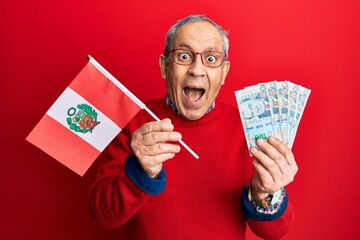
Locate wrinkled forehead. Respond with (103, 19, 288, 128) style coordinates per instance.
(171, 21, 224, 52)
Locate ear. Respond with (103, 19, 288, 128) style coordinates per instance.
(159, 54, 167, 79)
(221, 60, 230, 85)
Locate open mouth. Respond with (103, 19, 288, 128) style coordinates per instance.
(183, 87, 205, 102)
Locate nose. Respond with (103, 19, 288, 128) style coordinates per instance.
(188, 53, 206, 77)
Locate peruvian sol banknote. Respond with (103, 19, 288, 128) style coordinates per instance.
(235, 81, 310, 155)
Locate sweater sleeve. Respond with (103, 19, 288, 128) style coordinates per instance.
(124, 154, 166, 195)
(88, 125, 165, 229)
(241, 186, 294, 239)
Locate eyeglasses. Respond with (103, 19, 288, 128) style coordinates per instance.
(166, 49, 227, 68)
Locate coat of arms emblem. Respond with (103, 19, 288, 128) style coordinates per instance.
(66, 104, 101, 133)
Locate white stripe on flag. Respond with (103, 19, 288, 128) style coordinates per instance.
(46, 87, 121, 152)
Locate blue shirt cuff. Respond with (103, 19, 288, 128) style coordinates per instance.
(241, 186, 288, 221)
(124, 154, 166, 196)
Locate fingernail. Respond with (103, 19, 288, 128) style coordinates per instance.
(268, 136, 276, 143)
(256, 138, 265, 144)
(174, 132, 182, 140)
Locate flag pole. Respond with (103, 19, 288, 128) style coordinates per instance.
(87, 55, 199, 159)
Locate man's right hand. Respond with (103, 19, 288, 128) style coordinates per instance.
(130, 118, 182, 178)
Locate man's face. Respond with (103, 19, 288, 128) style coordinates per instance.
(240, 99, 266, 119)
(160, 21, 230, 120)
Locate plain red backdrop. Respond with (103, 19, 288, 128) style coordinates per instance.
(1, 0, 359, 239)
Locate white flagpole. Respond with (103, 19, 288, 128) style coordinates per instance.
(87, 55, 199, 159)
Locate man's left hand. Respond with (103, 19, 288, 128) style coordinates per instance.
(250, 136, 298, 200)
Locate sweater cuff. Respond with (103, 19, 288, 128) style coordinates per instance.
(124, 154, 166, 196)
(241, 186, 288, 221)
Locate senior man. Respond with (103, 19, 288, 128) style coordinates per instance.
(89, 15, 296, 240)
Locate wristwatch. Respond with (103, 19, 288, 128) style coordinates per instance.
(249, 186, 284, 208)
(269, 188, 284, 205)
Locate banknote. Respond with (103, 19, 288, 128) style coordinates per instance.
(287, 82, 300, 146)
(288, 85, 311, 148)
(277, 81, 289, 144)
(266, 81, 282, 140)
(235, 80, 310, 155)
(235, 86, 276, 154)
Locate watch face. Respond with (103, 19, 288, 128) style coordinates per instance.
(270, 188, 284, 205)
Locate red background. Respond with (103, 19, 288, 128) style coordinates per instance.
(2, 0, 360, 239)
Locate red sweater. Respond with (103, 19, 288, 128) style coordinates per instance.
(89, 97, 294, 240)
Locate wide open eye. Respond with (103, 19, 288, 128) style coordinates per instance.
(203, 51, 225, 67)
(205, 54, 217, 63)
(179, 52, 190, 60)
(175, 50, 193, 63)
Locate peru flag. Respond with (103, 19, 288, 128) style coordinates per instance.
(26, 57, 144, 176)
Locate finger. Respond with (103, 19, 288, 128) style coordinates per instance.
(267, 136, 296, 166)
(252, 159, 274, 188)
(255, 138, 289, 174)
(142, 131, 182, 146)
(250, 145, 282, 180)
(142, 142, 181, 156)
(139, 118, 174, 135)
(150, 152, 177, 164)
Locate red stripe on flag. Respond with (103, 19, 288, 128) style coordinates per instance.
(26, 114, 100, 176)
(69, 62, 141, 128)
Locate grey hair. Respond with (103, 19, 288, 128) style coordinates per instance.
(163, 15, 229, 61)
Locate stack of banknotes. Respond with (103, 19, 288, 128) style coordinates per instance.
(235, 81, 311, 155)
